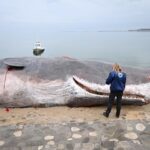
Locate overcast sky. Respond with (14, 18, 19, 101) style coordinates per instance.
(0, 0, 150, 59)
(0, 0, 150, 30)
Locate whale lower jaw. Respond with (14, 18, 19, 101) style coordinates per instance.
(65, 76, 149, 107)
(67, 96, 146, 107)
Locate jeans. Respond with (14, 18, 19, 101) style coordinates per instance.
(106, 91, 123, 117)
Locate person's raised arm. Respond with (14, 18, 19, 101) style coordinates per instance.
(106, 72, 114, 85)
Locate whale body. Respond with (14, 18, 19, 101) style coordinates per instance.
(0, 57, 150, 107)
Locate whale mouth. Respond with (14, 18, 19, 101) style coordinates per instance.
(72, 77, 145, 99)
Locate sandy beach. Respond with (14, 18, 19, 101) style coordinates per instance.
(0, 105, 150, 126)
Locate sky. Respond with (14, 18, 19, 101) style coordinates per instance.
(0, 0, 150, 59)
(0, 0, 150, 30)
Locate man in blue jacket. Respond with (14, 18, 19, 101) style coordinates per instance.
(103, 64, 126, 118)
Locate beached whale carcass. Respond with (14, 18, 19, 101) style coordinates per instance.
(0, 57, 150, 107)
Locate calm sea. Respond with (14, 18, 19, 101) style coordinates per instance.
(1, 31, 150, 68)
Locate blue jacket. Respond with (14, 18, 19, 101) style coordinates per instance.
(106, 71, 126, 92)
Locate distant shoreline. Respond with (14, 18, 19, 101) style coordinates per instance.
(98, 29, 150, 32)
(128, 28, 150, 32)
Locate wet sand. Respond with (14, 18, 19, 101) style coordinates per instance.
(0, 105, 150, 126)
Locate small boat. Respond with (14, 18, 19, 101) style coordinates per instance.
(33, 42, 45, 56)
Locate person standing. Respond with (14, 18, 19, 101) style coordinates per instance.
(103, 63, 126, 118)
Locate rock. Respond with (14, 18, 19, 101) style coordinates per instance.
(47, 141, 55, 145)
(72, 133, 82, 139)
(38, 145, 44, 150)
(71, 127, 80, 132)
(67, 138, 73, 141)
(109, 138, 119, 142)
(124, 132, 138, 140)
(89, 132, 97, 137)
(0, 141, 5, 146)
(44, 135, 54, 140)
(133, 140, 141, 144)
(136, 123, 146, 131)
(13, 130, 22, 137)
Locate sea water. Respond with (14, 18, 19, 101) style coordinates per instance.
(0, 31, 150, 68)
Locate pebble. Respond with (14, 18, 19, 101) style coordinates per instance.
(89, 132, 97, 137)
(13, 130, 22, 137)
(0, 141, 5, 146)
(109, 138, 119, 142)
(136, 123, 146, 131)
(133, 140, 141, 144)
(72, 133, 82, 139)
(62, 123, 66, 125)
(67, 138, 73, 141)
(44, 135, 54, 140)
(38, 145, 44, 150)
(124, 132, 138, 140)
(47, 141, 55, 145)
(71, 127, 80, 132)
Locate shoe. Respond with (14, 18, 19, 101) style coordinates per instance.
(103, 112, 109, 118)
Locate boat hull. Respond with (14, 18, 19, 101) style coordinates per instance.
(33, 48, 45, 56)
